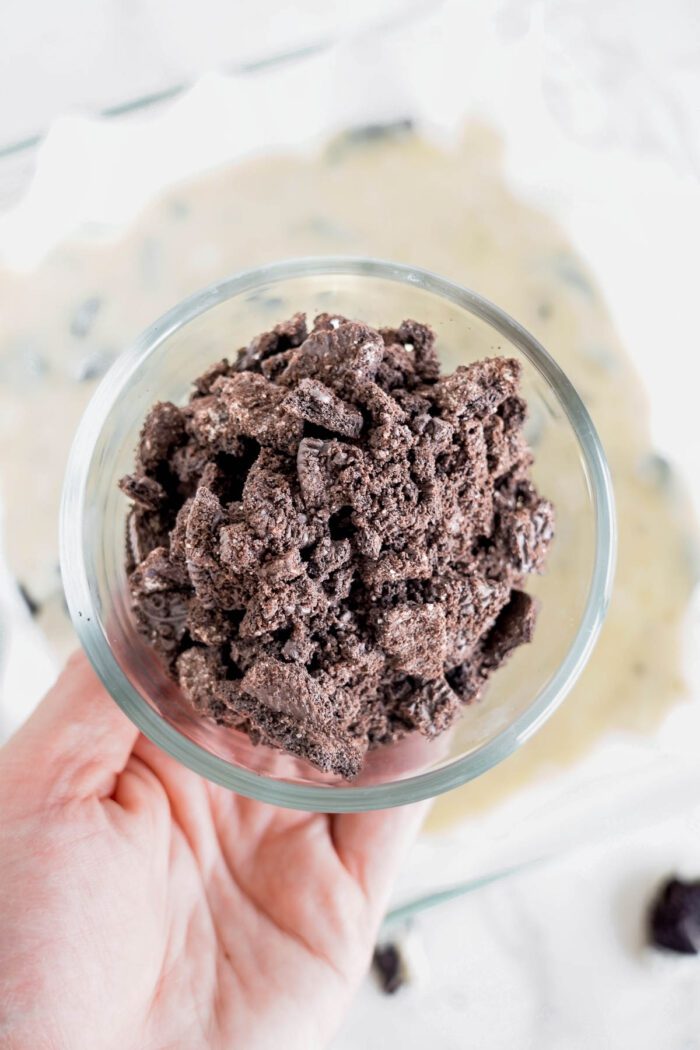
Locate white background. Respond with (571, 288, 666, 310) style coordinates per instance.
(1, 0, 424, 147)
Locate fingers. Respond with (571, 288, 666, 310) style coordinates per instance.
(2, 649, 139, 803)
(331, 801, 430, 918)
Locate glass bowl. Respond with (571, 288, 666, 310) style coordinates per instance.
(60, 257, 616, 812)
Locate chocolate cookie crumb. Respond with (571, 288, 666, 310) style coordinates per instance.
(649, 877, 700, 954)
(283, 377, 364, 438)
(373, 943, 407, 994)
(121, 314, 554, 777)
(118, 473, 166, 511)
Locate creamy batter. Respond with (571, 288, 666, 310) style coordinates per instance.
(0, 124, 695, 826)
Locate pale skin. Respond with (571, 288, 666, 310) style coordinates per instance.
(0, 653, 426, 1050)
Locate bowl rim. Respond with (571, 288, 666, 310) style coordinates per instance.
(60, 255, 616, 811)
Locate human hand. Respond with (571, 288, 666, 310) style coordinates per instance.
(0, 653, 426, 1050)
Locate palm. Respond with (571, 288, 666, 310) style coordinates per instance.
(0, 656, 423, 1050)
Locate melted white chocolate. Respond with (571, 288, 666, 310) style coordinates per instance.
(0, 124, 695, 826)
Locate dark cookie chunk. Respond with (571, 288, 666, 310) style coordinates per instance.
(185, 487, 241, 610)
(170, 441, 213, 489)
(130, 546, 188, 592)
(130, 585, 190, 660)
(434, 358, 521, 420)
(499, 394, 528, 429)
(281, 623, 316, 664)
(649, 878, 700, 954)
(187, 600, 231, 646)
(240, 656, 332, 723)
(446, 589, 537, 703)
(234, 312, 308, 373)
(220, 520, 266, 574)
(283, 378, 364, 438)
(127, 507, 171, 566)
(214, 372, 303, 453)
(373, 943, 408, 995)
(137, 401, 187, 474)
(169, 499, 194, 565)
(378, 602, 446, 680)
(192, 358, 232, 397)
(356, 379, 408, 428)
(297, 438, 368, 520)
(397, 319, 440, 382)
(375, 342, 418, 393)
(296, 438, 327, 514)
(397, 678, 461, 737)
(381, 319, 440, 384)
(309, 536, 352, 579)
(277, 320, 384, 395)
(312, 312, 348, 332)
(480, 590, 537, 672)
(121, 313, 553, 778)
(230, 689, 367, 778)
(238, 570, 327, 639)
(177, 648, 246, 728)
(177, 647, 225, 715)
(118, 473, 165, 511)
(241, 449, 313, 548)
(491, 478, 555, 577)
(483, 412, 531, 479)
(184, 395, 234, 453)
(362, 545, 433, 588)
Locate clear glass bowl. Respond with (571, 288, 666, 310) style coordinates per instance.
(60, 257, 616, 812)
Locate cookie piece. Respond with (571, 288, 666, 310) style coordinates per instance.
(121, 313, 553, 778)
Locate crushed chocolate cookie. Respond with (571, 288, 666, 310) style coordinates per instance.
(649, 877, 700, 954)
(118, 473, 166, 511)
(121, 313, 554, 777)
(372, 943, 407, 995)
(283, 377, 364, 438)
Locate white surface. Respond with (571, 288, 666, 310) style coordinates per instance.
(2, 2, 700, 1047)
(0, 0, 424, 147)
(335, 817, 700, 1050)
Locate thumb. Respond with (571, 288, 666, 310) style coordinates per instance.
(2, 649, 139, 803)
(331, 801, 430, 924)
